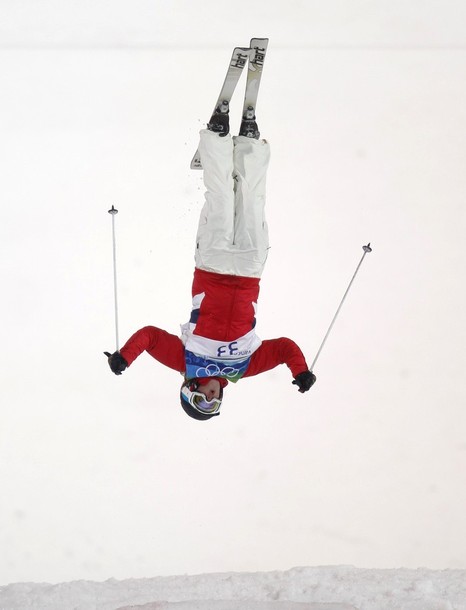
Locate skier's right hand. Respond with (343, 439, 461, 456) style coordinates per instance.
(104, 351, 128, 375)
(292, 370, 316, 393)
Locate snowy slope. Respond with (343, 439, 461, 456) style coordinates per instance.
(117, 602, 354, 610)
(1, 567, 466, 610)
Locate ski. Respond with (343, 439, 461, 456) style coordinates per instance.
(241, 38, 269, 124)
(190, 46, 250, 170)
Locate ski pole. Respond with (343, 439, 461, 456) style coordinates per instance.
(108, 205, 120, 351)
(310, 243, 372, 372)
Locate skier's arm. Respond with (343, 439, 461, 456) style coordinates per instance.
(110, 326, 185, 373)
(245, 338, 316, 391)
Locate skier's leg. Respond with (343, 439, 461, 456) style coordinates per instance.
(195, 129, 235, 273)
(231, 135, 271, 277)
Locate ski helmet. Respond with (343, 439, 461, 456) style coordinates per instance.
(179, 378, 224, 421)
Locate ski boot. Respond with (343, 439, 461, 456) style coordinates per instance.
(239, 105, 260, 139)
(207, 100, 230, 137)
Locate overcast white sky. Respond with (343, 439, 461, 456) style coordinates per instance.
(1, 0, 466, 587)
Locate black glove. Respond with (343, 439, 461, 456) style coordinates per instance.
(104, 351, 128, 375)
(292, 370, 316, 393)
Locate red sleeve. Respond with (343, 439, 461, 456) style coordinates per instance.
(119, 326, 185, 373)
(244, 338, 309, 379)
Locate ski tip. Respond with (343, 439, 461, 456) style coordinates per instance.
(250, 38, 269, 50)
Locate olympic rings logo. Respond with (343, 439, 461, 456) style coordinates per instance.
(195, 364, 240, 379)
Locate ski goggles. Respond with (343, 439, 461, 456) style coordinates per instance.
(181, 386, 222, 416)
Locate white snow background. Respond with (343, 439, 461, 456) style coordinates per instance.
(1, 0, 466, 608)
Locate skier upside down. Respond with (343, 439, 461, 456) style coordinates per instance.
(106, 88, 316, 420)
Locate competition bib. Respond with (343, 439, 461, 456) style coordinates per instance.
(184, 350, 251, 383)
(182, 328, 262, 383)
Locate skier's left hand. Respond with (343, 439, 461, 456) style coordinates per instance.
(292, 370, 316, 393)
(104, 351, 128, 375)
